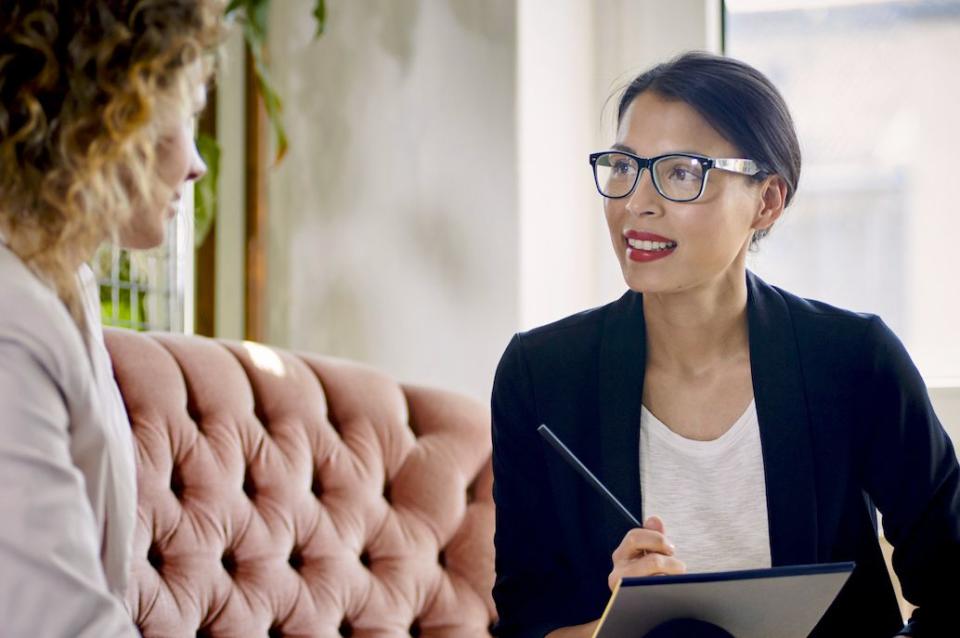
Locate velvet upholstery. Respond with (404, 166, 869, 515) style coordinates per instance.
(104, 329, 496, 637)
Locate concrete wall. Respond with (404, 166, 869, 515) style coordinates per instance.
(214, 28, 247, 341)
(265, 0, 517, 400)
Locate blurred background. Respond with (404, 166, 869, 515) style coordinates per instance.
(96, 0, 960, 432)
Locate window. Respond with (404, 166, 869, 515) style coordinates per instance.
(725, 0, 960, 381)
(95, 203, 193, 332)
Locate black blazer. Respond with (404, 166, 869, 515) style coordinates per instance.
(491, 271, 959, 637)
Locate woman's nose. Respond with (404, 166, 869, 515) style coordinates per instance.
(624, 169, 661, 216)
(187, 141, 208, 182)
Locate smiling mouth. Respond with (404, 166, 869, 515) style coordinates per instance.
(625, 237, 677, 252)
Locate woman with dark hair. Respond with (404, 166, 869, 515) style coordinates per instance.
(0, 1, 222, 634)
(491, 51, 959, 637)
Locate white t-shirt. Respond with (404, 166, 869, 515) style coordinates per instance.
(639, 399, 772, 573)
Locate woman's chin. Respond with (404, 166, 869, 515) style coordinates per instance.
(115, 204, 172, 250)
(621, 264, 673, 294)
(116, 224, 166, 250)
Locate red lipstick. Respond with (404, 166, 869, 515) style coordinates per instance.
(623, 229, 677, 263)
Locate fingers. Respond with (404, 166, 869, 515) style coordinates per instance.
(611, 526, 675, 562)
(608, 552, 687, 590)
(608, 516, 685, 591)
(643, 515, 665, 533)
(611, 552, 687, 583)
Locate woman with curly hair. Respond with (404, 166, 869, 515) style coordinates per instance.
(0, 1, 222, 634)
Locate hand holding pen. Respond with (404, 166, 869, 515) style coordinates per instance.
(537, 425, 687, 592)
(607, 514, 686, 590)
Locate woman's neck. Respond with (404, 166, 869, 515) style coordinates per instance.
(642, 268, 750, 376)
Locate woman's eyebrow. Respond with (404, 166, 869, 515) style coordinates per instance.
(610, 143, 706, 157)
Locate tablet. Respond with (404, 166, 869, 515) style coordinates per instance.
(593, 562, 855, 638)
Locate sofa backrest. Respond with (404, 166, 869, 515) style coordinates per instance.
(105, 330, 496, 637)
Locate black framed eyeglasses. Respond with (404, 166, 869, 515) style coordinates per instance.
(588, 150, 764, 203)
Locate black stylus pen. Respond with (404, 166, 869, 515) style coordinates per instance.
(537, 424, 643, 529)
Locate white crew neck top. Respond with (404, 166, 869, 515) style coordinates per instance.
(639, 399, 772, 573)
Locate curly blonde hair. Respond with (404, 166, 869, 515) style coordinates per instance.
(0, 0, 224, 330)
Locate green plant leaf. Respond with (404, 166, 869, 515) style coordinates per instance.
(313, 0, 326, 38)
(230, 1, 287, 164)
(194, 132, 221, 247)
(223, 0, 326, 166)
(248, 0, 271, 44)
(227, 0, 268, 39)
(248, 40, 288, 163)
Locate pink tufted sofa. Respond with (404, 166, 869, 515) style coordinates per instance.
(104, 329, 497, 637)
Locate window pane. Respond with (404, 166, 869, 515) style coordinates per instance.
(726, 0, 960, 380)
(95, 214, 189, 332)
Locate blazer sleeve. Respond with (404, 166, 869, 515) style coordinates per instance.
(491, 334, 593, 637)
(859, 317, 960, 636)
(0, 339, 140, 637)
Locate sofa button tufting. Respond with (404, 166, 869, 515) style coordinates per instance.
(288, 550, 304, 571)
(242, 468, 256, 499)
(108, 329, 496, 637)
(186, 401, 203, 426)
(147, 543, 164, 571)
(221, 550, 237, 576)
(170, 467, 185, 499)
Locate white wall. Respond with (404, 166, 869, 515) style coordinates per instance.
(265, 0, 518, 401)
(516, 0, 597, 330)
(930, 386, 960, 454)
(214, 28, 247, 341)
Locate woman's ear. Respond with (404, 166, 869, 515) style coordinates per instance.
(752, 174, 788, 233)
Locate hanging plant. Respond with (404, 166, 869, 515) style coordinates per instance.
(193, 0, 326, 246)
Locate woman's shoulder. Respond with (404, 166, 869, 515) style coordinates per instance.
(0, 244, 90, 390)
(769, 281, 907, 369)
(774, 284, 875, 325)
(513, 292, 630, 350)
(494, 294, 634, 389)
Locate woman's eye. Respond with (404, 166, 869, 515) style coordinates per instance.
(669, 167, 698, 181)
(613, 161, 633, 175)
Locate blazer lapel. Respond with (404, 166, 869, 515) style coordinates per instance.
(597, 290, 647, 551)
(746, 271, 820, 565)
